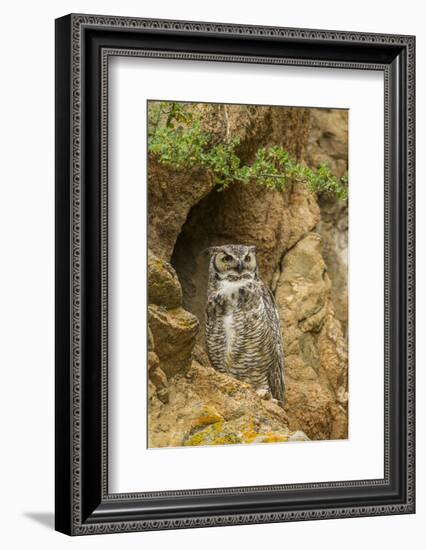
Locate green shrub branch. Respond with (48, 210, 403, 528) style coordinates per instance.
(148, 102, 348, 200)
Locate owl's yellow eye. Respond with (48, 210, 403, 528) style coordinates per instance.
(223, 254, 233, 262)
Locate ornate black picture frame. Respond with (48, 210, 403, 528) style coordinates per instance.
(55, 13, 415, 535)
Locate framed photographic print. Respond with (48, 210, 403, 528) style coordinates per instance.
(55, 14, 415, 535)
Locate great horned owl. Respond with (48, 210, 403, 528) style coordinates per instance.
(205, 244, 285, 405)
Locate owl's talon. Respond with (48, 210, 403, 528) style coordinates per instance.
(256, 388, 272, 400)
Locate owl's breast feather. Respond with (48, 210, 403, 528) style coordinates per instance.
(223, 312, 234, 361)
(217, 279, 249, 362)
(218, 278, 248, 301)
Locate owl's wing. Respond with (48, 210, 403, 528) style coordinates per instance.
(205, 292, 225, 372)
(261, 284, 285, 405)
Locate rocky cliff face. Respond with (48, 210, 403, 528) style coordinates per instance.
(147, 104, 348, 446)
(306, 109, 349, 337)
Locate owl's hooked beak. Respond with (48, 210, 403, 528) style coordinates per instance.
(236, 260, 244, 273)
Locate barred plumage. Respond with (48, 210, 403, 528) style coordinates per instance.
(205, 244, 285, 405)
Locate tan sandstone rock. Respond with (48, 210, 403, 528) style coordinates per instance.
(148, 304, 199, 378)
(275, 233, 348, 440)
(306, 108, 348, 177)
(148, 361, 308, 448)
(147, 330, 170, 404)
(306, 108, 349, 336)
(148, 250, 182, 309)
(148, 159, 215, 260)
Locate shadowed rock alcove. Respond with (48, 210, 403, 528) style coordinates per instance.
(170, 187, 220, 345)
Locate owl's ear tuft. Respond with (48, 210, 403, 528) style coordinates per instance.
(203, 246, 221, 257)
